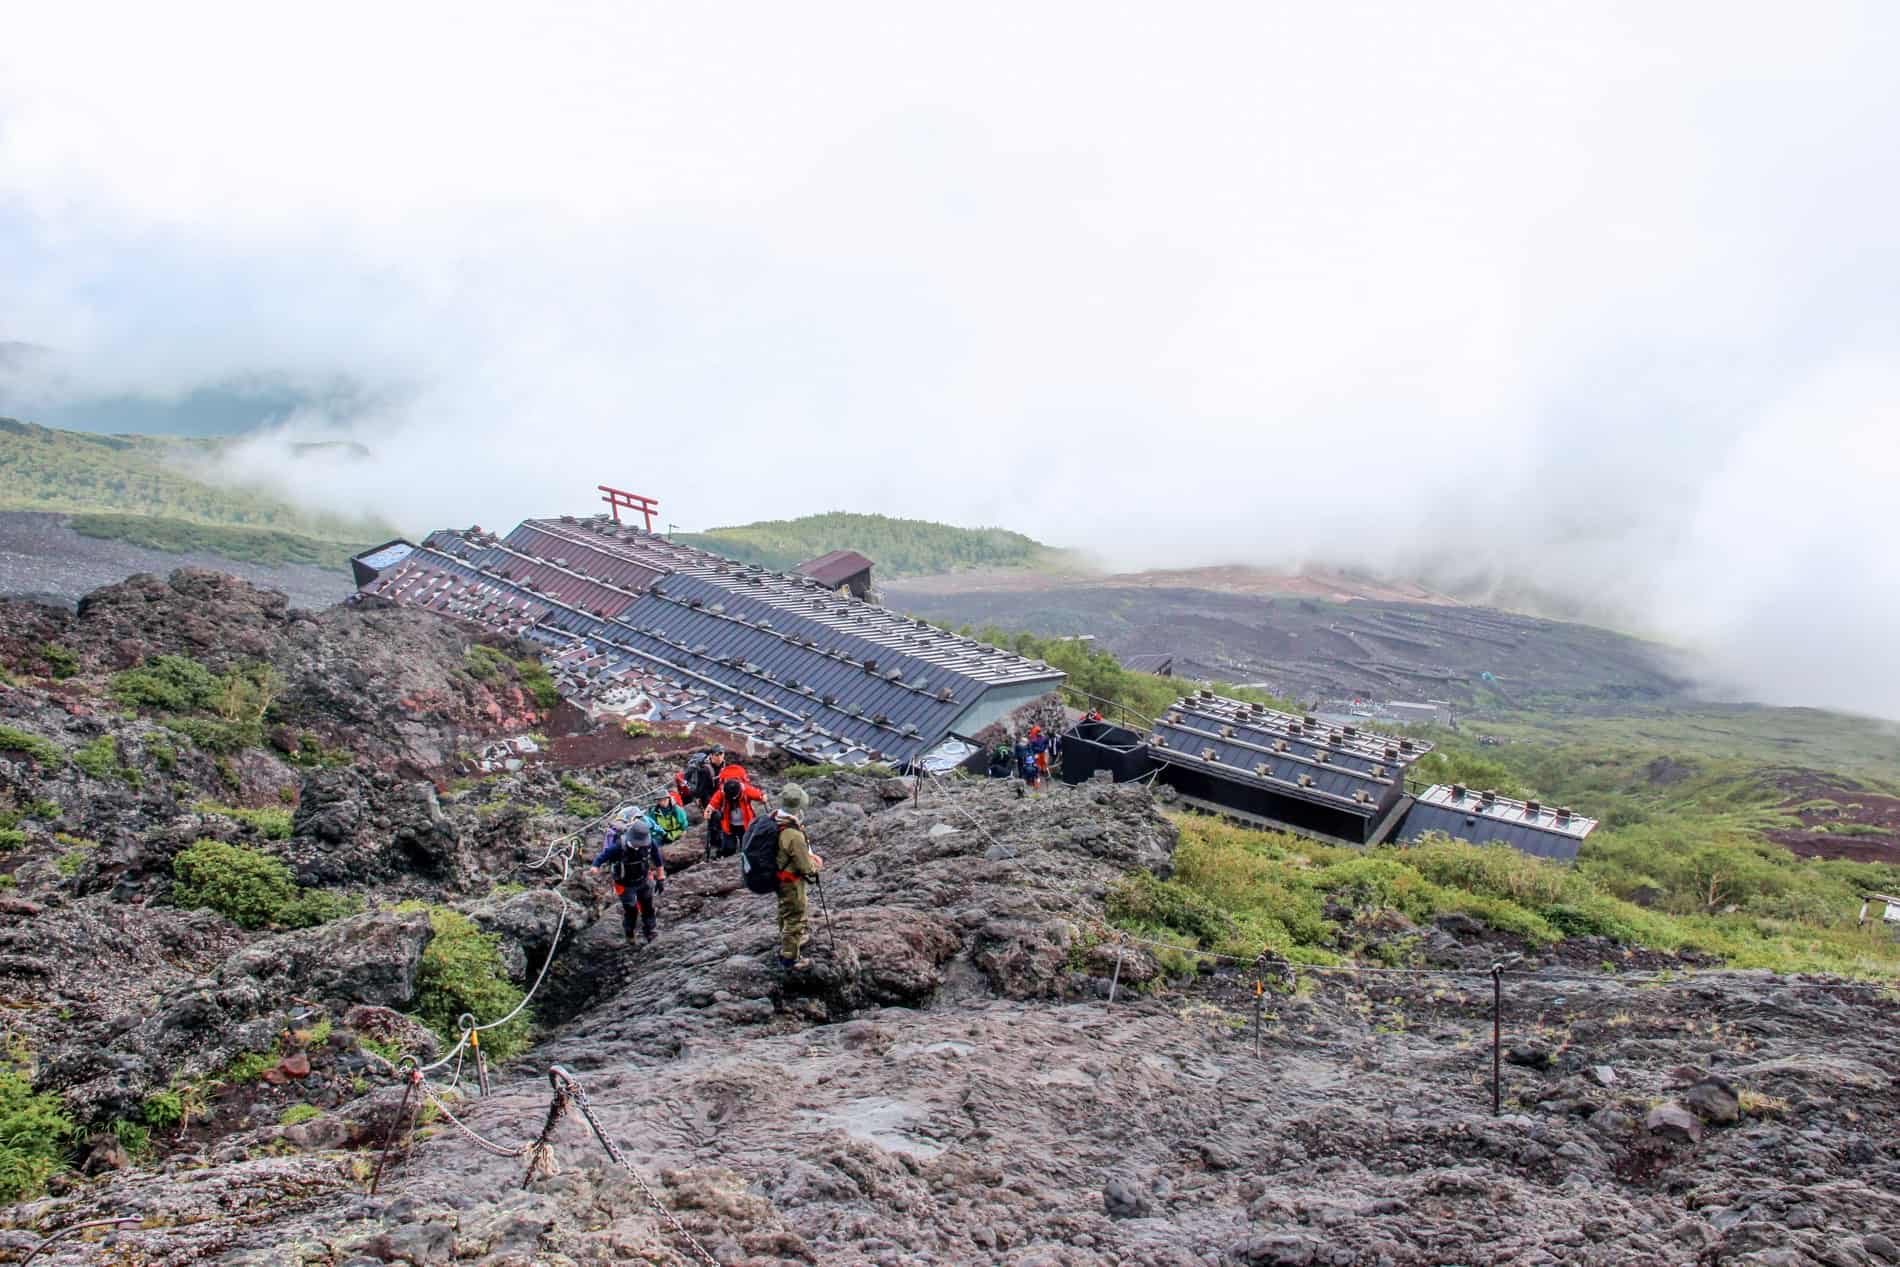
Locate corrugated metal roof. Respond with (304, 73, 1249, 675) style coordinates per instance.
(1147, 691, 1429, 813)
(1120, 652, 1174, 675)
(798, 550, 873, 587)
(1393, 798, 1585, 863)
(1414, 785, 1597, 838)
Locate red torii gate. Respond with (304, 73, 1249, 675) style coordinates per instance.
(598, 485, 660, 531)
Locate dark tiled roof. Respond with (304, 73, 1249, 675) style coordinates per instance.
(1148, 692, 1431, 815)
(354, 515, 1062, 765)
(1120, 652, 1174, 675)
(798, 550, 874, 587)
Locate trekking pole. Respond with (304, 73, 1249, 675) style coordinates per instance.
(814, 872, 839, 955)
(1491, 961, 1504, 1117)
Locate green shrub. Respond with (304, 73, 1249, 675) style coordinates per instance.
(111, 654, 221, 712)
(147, 736, 177, 770)
(217, 1048, 276, 1085)
(173, 839, 297, 928)
(278, 1103, 321, 1126)
(73, 734, 128, 781)
(162, 715, 262, 753)
(192, 801, 293, 840)
(107, 1118, 152, 1159)
(141, 1089, 184, 1131)
(0, 1050, 73, 1201)
(620, 718, 652, 738)
(464, 644, 510, 682)
(36, 642, 79, 680)
(0, 827, 25, 851)
(0, 725, 65, 768)
(563, 794, 603, 819)
(170, 839, 357, 931)
(412, 908, 531, 1062)
(515, 658, 559, 710)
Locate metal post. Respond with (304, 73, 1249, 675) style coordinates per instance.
(814, 872, 838, 955)
(1253, 979, 1264, 1058)
(1491, 962, 1504, 1117)
(1106, 947, 1124, 1011)
(370, 1069, 421, 1194)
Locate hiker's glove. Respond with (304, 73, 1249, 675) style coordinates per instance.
(809, 852, 824, 870)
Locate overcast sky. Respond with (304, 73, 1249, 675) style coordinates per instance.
(3, 3, 1898, 715)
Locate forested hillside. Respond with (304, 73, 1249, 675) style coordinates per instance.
(675, 511, 1052, 576)
(0, 418, 391, 568)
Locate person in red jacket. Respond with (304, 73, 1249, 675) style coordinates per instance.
(704, 764, 765, 858)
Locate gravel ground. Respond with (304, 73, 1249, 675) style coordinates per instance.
(0, 510, 355, 610)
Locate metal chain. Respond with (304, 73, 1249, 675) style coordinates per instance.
(551, 1067, 722, 1267)
(420, 1080, 528, 1158)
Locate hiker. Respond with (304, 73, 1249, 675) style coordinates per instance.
(1016, 734, 1043, 794)
(772, 783, 822, 970)
(1030, 725, 1052, 783)
(704, 763, 765, 858)
(682, 744, 727, 809)
(647, 796, 689, 849)
(1085, 708, 1104, 723)
(591, 810, 665, 946)
(987, 740, 1013, 779)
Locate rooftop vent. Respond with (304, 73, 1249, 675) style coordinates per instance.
(1314, 751, 1330, 763)
(1450, 783, 1467, 800)
(1524, 799, 1542, 816)
(821, 694, 837, 706)
(1480, 789, 1497, 805)
(863, 659, 877, 673)
(1298, 774, 1314, 787)
(1303, 714, 1318, 727)
(1384, 746, 1399, 760)
(1220, 725, 1235, 738)
(1371, 765, 1386, 779)
(1352, 789, 1371, 804)
(1343, 725, 1358, 738)
(1255, 762, 1273, 776)
(1201, 746, 1220, 761)
(1273, 740, 1289, 753)
(1152, 734, 1168, 747)
(1399, 739, 1415, 753)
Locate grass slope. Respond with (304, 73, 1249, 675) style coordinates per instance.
(676, 511, 1051, 577)
(0, 418, 392, 569)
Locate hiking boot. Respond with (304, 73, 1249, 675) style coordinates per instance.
(778, 954, 812, 972)
(624, 928, 640, 945)
(644, 929, 658, 945)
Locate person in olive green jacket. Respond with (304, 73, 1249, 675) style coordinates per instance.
(774, 783, 822, 970)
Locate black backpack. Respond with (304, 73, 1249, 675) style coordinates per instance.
(739, 815, 784, 894)
(685, 751, 713, 799)
(610, 829, 651, 884)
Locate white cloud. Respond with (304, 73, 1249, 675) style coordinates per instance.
(3, 2, 1899, 713)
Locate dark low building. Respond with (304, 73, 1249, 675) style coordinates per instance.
(1392, 785, 1597, 862)
(1120, 652, 1174, 677)
(1146, 691, 1431, 845)
(797, 550, 875, 601)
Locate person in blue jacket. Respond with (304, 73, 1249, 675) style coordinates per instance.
(592, 811, 665, 946)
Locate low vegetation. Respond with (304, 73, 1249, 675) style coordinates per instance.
(408, 907, 531, 1061)
(0, 418, 393, 560)
(952, 625, 1298, 724)
(1120, 797, 1900, 978)
(112, 654, 282, 754)
(171, 839, 357, 930)
(68, 513, 366, 570)
(464, 644, 560, 710)
(0, 725, 65, 768)
(192, 801, 294, 839)
(0, 1043, 73, 1203)
(677, 511, 1053, 576)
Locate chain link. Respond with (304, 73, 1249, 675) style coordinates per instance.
(421, 1081, 528, 1158)
(552, 1068, 723, 1267)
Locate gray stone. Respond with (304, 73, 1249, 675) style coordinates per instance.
(1680, 1076, 1741, 1125)
(1102, 1175, 1151, 1219)
(1645, 1102, 1705, 1145)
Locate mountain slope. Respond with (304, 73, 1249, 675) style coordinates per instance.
(675, 511, 1054, 576)
(0, 417, 392, 571)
